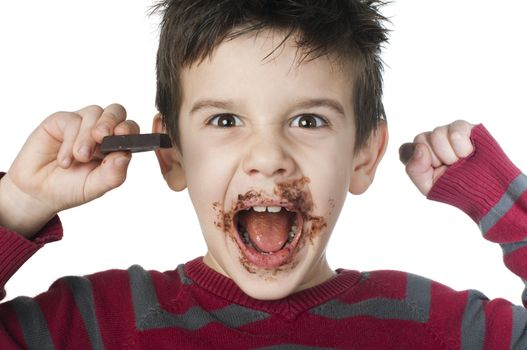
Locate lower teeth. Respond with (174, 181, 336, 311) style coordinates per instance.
(240, 229, 296, 248)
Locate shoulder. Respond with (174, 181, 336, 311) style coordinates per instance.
(354, 269, 490, 334)
(54, 263, 189, 306)
(357, 269, 482, 307)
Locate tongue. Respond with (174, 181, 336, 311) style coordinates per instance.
(239, 210, 291, 253)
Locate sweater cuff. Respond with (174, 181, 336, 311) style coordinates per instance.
(427, 124, 521, 223)
(0, 172, 63, 300)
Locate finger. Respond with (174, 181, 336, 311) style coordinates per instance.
(56, 115, 82, 169)
(448, 121, 475, 158)
(83, 151, 132, 202)
(405, 143, 434, 195)
(399, 143, 416, 165)
(114, 119, 140, 136)
(430, 126, 459, 165)
(72, 105, 103, 162)
(92, 103, 127, 142)
(414, 132, 442, 168)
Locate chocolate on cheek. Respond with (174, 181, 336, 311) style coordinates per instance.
(211, 176, 329, 274)
(274, 177, 328, 246)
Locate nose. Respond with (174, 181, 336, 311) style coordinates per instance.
(242, 133, 296, 179)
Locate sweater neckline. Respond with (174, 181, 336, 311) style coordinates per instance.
(184, 257, 362, 320)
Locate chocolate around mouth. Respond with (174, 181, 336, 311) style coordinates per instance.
(212, 176, 328, 272)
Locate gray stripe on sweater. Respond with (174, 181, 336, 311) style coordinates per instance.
(501, 241, 527, 255)
(129, 265, 158, 327)
(64, 276, 105, 350)
(461, 290, 486, 350)
(128, 264, 269, 331)
(11, 296, 55, 350)
(479, 174, 527, 235)
(522, 279, 527, 307)
(176, 264, 193, 285)
(310, 273, 430, 322)
(511, 305, 527, 350)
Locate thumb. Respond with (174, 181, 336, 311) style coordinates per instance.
(83, 152, 132, 203)
(399, 143, 434, 195)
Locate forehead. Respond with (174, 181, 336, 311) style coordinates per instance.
(179, 30, 355, 111)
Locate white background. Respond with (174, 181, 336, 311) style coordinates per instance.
(1, 1, 526, 305)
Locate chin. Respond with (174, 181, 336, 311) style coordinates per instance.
(232, 264, 305, 300)
(222, 240, 314, 300)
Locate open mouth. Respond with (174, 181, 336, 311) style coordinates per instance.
(233, 204, 304, 269)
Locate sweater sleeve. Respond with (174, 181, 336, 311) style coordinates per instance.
(0, 172, 67, 348)
(427, 124, 527, 348)
(0, 173, 138, 349)
(0, 172, 63, 301)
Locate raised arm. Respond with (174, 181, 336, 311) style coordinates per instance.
(402, 121, 527, 348)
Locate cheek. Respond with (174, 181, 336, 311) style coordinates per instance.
(306, 140, 352, 224)
(310, 138, 352, 187)
(311, 163, 348, 222)
(184, 143, 239, 216)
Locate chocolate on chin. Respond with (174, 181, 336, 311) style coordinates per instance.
(100, 133, 172, 154)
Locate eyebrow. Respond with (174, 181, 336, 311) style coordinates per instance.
(189, 98, 346, 118)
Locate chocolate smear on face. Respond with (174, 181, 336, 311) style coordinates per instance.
(211, 176, 327, 275)
(274, 177, 327, 246)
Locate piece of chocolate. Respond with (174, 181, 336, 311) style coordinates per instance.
(100, 133, 172, 154)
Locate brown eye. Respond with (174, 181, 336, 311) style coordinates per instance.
(290, 114, 328, 128)
(208, 114, 242, 127)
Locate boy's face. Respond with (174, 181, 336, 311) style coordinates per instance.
(154, 30, 387, 300)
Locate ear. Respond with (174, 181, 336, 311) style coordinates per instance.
(349, 121, 388, 195)
(152, 114, 187, 192)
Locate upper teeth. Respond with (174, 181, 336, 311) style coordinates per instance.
(252, 206, 282, 213)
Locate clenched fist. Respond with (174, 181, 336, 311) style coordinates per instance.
(0, 104, 139, 238)
(400, 120, 476, 196)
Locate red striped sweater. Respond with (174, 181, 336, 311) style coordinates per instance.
(1, 124, 526, 349)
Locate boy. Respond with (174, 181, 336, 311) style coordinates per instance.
(0, 1, 526, 349)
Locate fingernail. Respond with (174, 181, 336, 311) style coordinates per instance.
(115, 156, 130, 168)
(399, 143, 416, 165)
(61, 155, 72, 168)
(78, 145, 92, 159)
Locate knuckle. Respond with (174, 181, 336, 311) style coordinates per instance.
(430, 127, 446, 145)
(449, 130, 464, 142)
(451, 119, 465, 127)
(102, 110, 120, 122)
(108, 103, 126, 112)
(125, 120, 140, 132)
(106, 171, 126, 188)
(413, 133, 427, 144)
(122, 120, 134, 129)
(46, 111, 65, 121)
(75, 105, 103, 120)
(449, 120, 473, 138)
(106, 176, 123, 189)
(44, 111, 82, 135)
(104, 103, 127, 118)
(453, 119, 471, 126)
(95, 121, 112, 136)
(46, 111, 77, 123)
(84, 105, 104, 115)
(129, 120, 140, 129)
(99, 111, 125, 130)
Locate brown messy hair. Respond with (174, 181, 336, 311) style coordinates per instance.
(150, 0, 389, 152)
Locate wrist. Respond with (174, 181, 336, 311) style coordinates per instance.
(427, 124, 521, 222)
(0, 173, 56, 238)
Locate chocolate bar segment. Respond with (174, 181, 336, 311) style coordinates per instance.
(100, 133, 172, 154)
